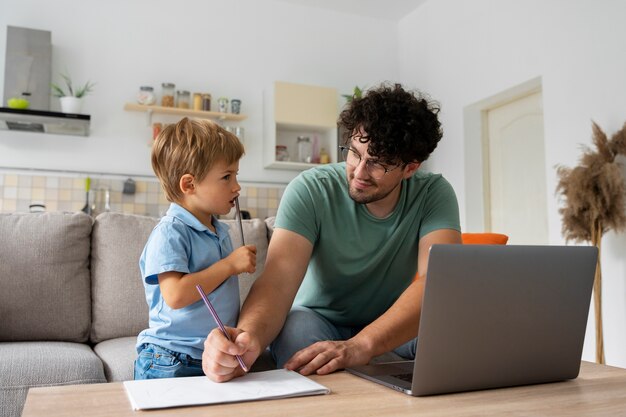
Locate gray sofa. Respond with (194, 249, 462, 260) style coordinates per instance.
(0, 211, 273, 417)
(1, 211, 401, 417)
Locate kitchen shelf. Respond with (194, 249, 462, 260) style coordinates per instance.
(124, 103, 247, 123)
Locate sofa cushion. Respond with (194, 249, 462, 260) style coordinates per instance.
(265, 216, 275, 240)
(90, 213, 270, 344)
(226, 218, 269, 304)
(0, 212, 92, 342)
(90, 212, 157, 343)
(0, 341, 106, 417)
(93, 336, 137, 382)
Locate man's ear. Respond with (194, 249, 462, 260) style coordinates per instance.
(403, 162, 421, 179)
(179, 174, 195, 195)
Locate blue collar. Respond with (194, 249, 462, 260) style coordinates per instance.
(166, 203, 230, 238)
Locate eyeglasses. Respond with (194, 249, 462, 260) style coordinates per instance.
(339, 146, 401, 180)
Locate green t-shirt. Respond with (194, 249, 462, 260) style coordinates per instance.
(275, 162, 460, 327)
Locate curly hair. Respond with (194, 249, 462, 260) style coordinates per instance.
(338, 83, 442, 164)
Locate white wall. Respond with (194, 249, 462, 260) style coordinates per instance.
(3, 0, 624, 366)
(0, 0, 399, 183)
(398, 0, 626, 367)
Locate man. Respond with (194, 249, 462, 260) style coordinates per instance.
(203, 83, 461, 382)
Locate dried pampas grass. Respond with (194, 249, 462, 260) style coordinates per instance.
(556, 121, 626, 241)
(555, 120, 626, 364)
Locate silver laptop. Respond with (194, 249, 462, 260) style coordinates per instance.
(346, 244, 597, 396)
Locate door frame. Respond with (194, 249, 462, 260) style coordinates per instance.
(463, 77, 543, 232)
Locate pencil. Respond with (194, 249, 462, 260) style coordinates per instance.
(195, 284, 248, 372)
(235, 197, 245, 246)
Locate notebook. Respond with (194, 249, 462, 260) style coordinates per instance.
(346, 244, 597, 396)
(123, 369, 330, 410)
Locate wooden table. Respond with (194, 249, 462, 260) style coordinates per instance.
(21, 361, 626, 416)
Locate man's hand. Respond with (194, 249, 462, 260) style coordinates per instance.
(283, 338, 372, 375)
(202, 327, 261, 382)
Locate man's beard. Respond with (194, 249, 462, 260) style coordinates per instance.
(347, 177, 400, 205)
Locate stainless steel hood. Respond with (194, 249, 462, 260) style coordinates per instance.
(0, 107, 90, 136)
(2, 26, 91, 137)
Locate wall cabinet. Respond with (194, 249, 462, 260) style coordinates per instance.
(263, 81, 338, 170)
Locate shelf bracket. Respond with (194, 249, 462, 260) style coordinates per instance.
(145, 109, 153, 126)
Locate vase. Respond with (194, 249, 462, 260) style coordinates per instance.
(59, 96, 83, 114)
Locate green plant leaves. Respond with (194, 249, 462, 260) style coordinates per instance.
(50, 73, 95, 98)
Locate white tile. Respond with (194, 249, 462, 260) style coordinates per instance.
(46, 188, 60, 201)
(134, 193, 147, 204)
(18, 187, 30, 199)
(46, 176, 59, 188)
(18, 175, 32, 188)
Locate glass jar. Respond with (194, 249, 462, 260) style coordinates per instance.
(176, 90, 190, 109)
(319, 147, 330, 164)
(161, 83, 175, 107)
(202, 94, 212, 111)
(297, 136, 312, 163)
(217, 97, 229, 113)
(276, 145, 290, 162)
(192, 93, 202, 111)
(136, 86, 156, 105)
(231, 99, 241, 114)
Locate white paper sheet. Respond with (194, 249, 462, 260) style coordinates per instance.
(123, 369, 330, 410)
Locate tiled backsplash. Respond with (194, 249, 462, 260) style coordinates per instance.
(0, 172, 285, 219)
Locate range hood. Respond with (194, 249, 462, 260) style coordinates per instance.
(0, 107, 90, 136)
(2, 26, 91, 137)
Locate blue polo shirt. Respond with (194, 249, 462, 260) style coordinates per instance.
(136, 203, 240, 359)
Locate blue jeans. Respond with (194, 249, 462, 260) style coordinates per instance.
(134, 343, 204, 380)
(270, 305, 417, 368)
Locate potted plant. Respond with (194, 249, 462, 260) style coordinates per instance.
(51, 73, 95, 114)
(341, 85, 363, 103)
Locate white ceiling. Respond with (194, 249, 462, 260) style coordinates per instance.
(274, 0, 429, 21)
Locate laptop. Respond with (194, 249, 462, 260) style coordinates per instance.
(346, 244, 598, 396)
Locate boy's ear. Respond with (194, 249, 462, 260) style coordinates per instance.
(179, 174, 195, 194)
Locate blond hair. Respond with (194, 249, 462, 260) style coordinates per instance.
(151, 118, 244, 202)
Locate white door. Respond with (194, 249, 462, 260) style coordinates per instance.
(486, 91, 548, 244)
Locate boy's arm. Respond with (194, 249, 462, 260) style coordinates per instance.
(158, 244, 256, 309)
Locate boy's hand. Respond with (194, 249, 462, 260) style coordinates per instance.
(227, 245, 256, 274)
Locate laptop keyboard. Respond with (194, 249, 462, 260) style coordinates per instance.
(393, 373, 413, 382)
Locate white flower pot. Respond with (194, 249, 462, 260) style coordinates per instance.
(59, 96, 83, 114)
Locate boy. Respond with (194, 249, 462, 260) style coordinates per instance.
(134, 117, 256, 380)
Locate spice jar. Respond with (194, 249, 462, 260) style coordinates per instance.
(231, 99, 241, 114)
(276, 145, 289, 162)
(297, 136, 312, 163)
(319, 147, 330, 164)
(217, 97, 229, 113)
(176, 90, 190, 109)
(161, 83, 175, 107)
(202, 94, 212, 111)
(192, 93, 202, 111)
(136, 86, 156, 105)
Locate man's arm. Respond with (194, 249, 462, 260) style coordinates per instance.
(202, 228, 313, 381)
(284, 228, 462, 375)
